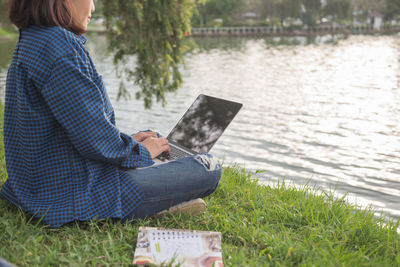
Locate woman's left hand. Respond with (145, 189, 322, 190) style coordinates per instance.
(132, 131, 158, 142)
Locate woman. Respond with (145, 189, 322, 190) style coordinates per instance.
(0, 0, 222, 228)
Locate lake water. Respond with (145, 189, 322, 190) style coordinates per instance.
(1, 34, 399, 221)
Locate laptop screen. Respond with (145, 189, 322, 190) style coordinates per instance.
(167, 94, 242, 153)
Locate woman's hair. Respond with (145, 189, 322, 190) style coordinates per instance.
(8, 0, 85, 35)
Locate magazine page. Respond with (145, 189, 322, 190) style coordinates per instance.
(133, 227, 223, 267)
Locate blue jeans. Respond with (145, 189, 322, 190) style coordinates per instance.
(122, 154, 222, 221)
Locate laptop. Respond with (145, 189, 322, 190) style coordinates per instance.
(155, 94, 242, 163)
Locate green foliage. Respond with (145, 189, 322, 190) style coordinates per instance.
(0, 0, 8, 26)
(385, 0, 400, 19)
(92, 0, 104, 19)
(352, 0, 386, 20)
(271, 0, 302, 24)
(302, 0, 322, 12)
(324, 0, 351, 21)
(256, 0, 321, 26)
(102, 0, 198, 109)
(301, 10, 316, 27)
(194, 0, 244, 26)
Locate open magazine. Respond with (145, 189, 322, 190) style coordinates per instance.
(133, 227, 223, 267)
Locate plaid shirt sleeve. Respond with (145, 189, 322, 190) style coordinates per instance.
(42, 53, 154, 168)
(0, 26, 154, 228)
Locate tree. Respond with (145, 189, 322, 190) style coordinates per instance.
(271, 0, 302, 25)
(253, 0, 276, 20)
(301, 0, 322, 21)
(102, 0, 200, 108)
(385, 0, 400, 19)
(194, 0, 244, 26)
(351, 0, 385, 19)
(0, 0, 8, 26)
(323, 0, 351, 20)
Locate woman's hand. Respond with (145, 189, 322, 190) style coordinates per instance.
(141, 137, 170, 159)
(132, 131, 157, 142)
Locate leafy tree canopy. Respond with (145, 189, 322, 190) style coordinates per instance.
(0, 0, 8, 25)
(272, 0, 302, 24)
(385, 0, 400, 19)
(196, 0, 244, 26)
(102, 0, 200, 109)
(324, 0, 351, 20)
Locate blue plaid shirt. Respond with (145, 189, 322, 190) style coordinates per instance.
(0, 26, 154, 227)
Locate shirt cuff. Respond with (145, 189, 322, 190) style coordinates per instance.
(120, 136, 154, 168)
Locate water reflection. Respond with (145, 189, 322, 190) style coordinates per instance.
(192, 34, 348, 53)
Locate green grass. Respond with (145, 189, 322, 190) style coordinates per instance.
(0, 108, 399, 266)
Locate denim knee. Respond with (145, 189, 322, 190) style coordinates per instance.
(193, 154, 222, 192)
(193, 154, 221, 172)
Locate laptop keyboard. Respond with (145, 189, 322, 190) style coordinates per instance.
(169, 146, 192, 160)
(157, 145, 192, 161)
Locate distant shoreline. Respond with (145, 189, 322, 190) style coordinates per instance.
(87, 25, 400, 37)
(191, 25, 400, 37)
